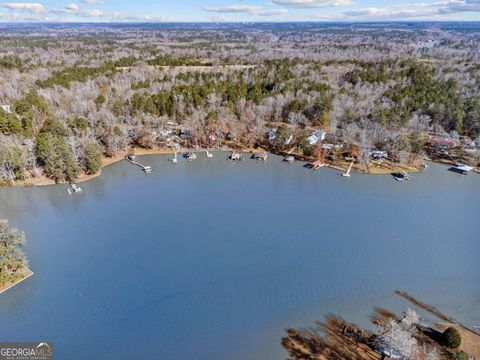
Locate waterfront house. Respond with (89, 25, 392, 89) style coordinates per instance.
(370, 151, 388, 160)
(179, 129, 191, 139)
(285, 134, 294, 145)
(0, 105, 12, 113)
(225, 132, 236, 141)
(267, 130, 277, 142)
(431, 137, 456, 150)
(307, 131, 326, 145)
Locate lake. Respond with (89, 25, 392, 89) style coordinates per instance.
(0, 154, 479, 359)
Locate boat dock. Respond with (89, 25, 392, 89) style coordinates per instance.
(342, 161, 354, 178)
(229, 152, 243, 161)
(67, 183, 83, 194)
(170, 152, 178, 164)
(125, 155, 152, 173)
(311, 160, 325, 170)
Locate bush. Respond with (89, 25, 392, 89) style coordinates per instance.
(451, 350, 468, 360)
(443, 327, 462, 349)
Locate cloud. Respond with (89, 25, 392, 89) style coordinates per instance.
(309, 0, 480, 20)
(272, 0, 352, 7)
(81, 0, 97, 3)
(2, 2, 45, 13)
(258, 8, 288, 16)
(65, 3, 78, 11)
(203, 4, 262, 14)
(203, 4, 287, 16)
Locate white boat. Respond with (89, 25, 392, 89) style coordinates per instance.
(253, 153, 268, 161)
(206, 150, 213, 158)
(342, 161, 354, 178)
(229, 152, 243, 161)
(393, 172, 410, 181)
(283, 156, 294, 164)
(186, 153, 197, 161)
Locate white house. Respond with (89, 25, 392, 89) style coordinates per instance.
(0, 105, 12, 113)
(267, 129, 276, 141)
(307, 131, 326, 145)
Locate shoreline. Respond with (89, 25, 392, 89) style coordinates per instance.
(3, 147, 478, 189)
(0, 268, 34, 295)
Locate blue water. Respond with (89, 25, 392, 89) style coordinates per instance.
(0, 154, 479, 359)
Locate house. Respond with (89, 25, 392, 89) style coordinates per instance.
(284, 134, 294, 145)
(225, 132, 236, 141)
(267, 130, 276, 141)
(208, 130, 217, 142)
(461, 137, 476, 151)
(431, 137, 456, 150)
(370, 151, 388, 160)
(159, 129, 173, 137)
(0, 105, 12, 113)
(179, 129, 191, 138)
(307, 131, 326, 145)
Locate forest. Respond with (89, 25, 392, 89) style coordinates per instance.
(0, 22, 479, 184)
(0, 220, 28, 288)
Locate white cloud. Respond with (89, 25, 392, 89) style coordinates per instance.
(65, 3, 78, 11)
(2, 2, 45, 13)
(81, 0, 97, 4)
(79, 9, 102, 17)
(203, 4, 287, 16)
(309, 0, 480, 20)
(203, 4, 263, 14)
(258, 8, 288, 16)
(271, 0, 352, 8)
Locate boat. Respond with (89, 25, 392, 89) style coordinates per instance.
(229, 152, 243, 161)
(422, 163, 429, 169)
(283, 156, 295, 164)
(126, 155, 135, 161)
(342, 161, 354, 178)
(392, 172, 410, 181)
(206, 150, 213, 158)
(186, 153, 197, 161)
(253, 153, 268, 161)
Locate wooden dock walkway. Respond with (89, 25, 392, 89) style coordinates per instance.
(125, 156, 152, 173)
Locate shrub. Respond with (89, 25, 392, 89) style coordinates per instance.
(451, 350, 468, 360)
(443, 327, 462, 349)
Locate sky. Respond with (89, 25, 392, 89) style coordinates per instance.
(0, 0, 480, 22)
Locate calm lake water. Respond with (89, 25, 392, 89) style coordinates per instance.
(0, 154, 479, 359)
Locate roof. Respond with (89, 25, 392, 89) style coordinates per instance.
(455, 164, 473, 172)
